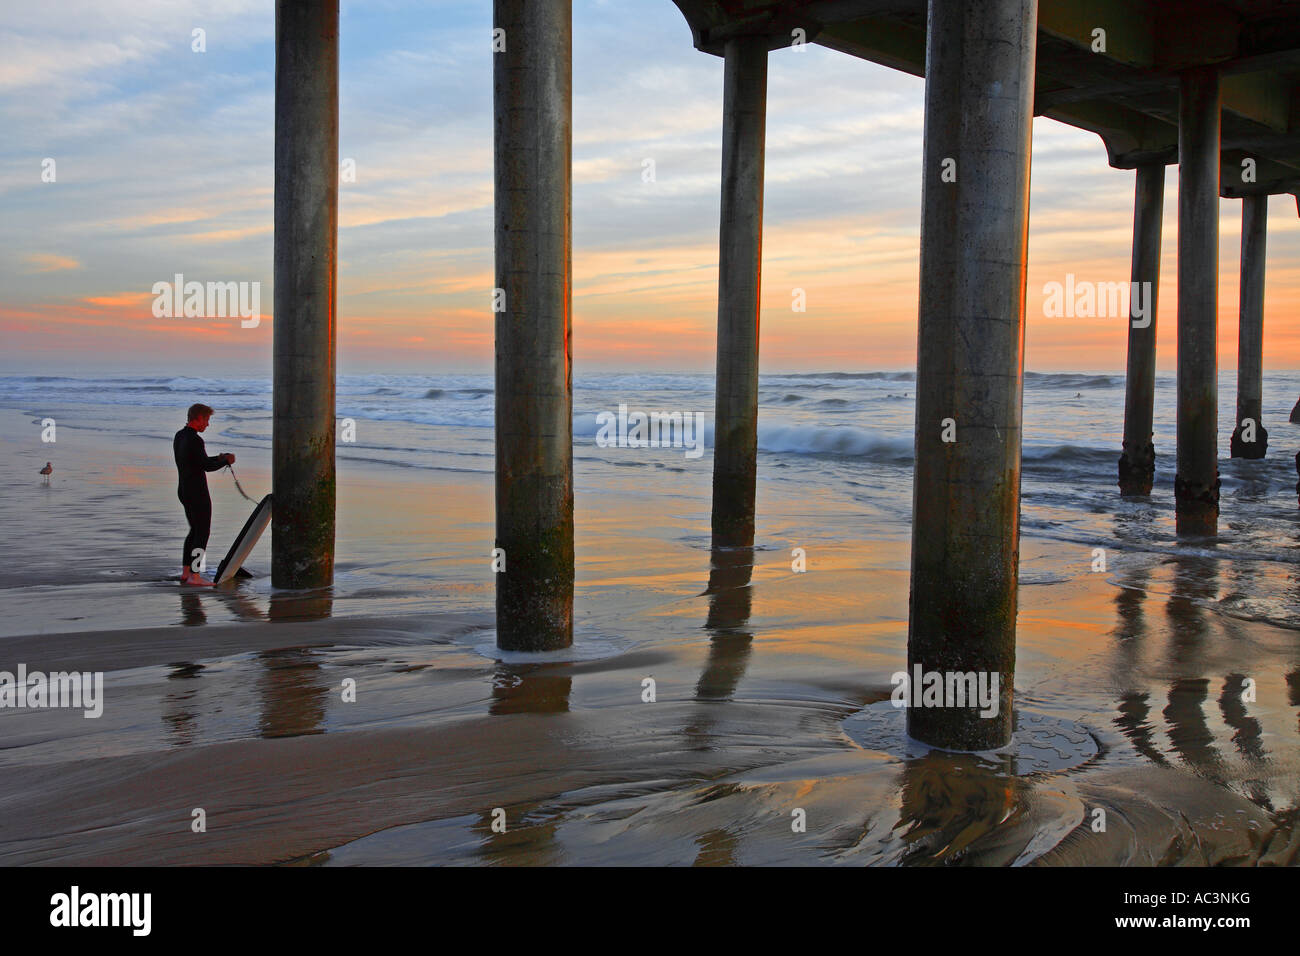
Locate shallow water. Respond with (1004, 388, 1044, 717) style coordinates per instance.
(0, 373, 1298, 865)
(5, 368, 1300, 623)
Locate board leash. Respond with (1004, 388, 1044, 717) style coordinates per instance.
(226, 463, 259, 503)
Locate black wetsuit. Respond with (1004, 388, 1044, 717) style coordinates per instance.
(174, 426, 227, 572)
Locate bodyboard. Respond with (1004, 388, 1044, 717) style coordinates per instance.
(214, 494, 273, 585)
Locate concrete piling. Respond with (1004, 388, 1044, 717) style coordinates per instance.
(1118, 163, 1165, 495)
(1175, 67, 1222, 535)
(1230, 193, 1268, 459)
(908, 0, 1038, 751)
(492, 0, 574, 651)
(272, 0, 339, 590)
(711, 35, 768, 549)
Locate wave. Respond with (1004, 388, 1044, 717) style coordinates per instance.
(339, 407, 494, 429)
(424, 387, 491, 399)
(573, 418, 916, 463)
(336, 454, 492, 476)
(781, 371, 916, 382)
(758, 424, 912, 460)
(1022, 443, 1115, 463)
(1024, 372, 1123, 390)
(755, 430, 1120, 468)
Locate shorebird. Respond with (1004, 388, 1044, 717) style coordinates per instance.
(39, 462, 52, 483)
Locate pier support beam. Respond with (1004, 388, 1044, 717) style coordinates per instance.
(1118, 163, 1164, 495)
(493, 0, 574, 651)
(1175, 67, 1222, 535)
(711, 35, 768, 549)
(1230, 194, 1268, 459)
(908, 0, 1037, 751)
(272, 0, 339, 589)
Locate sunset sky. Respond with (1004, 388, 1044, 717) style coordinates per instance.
(3, 0, 1299, 375)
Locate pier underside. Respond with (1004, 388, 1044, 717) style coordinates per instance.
(673, 0, 1300, 200)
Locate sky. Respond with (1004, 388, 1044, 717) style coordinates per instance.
(3, 0, 1299, 376)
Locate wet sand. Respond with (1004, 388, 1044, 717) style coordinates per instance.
(1, 406, 1299, 865)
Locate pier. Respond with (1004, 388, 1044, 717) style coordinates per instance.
(668, 0, 1300, 749)
(268, 0, 1300, 748)
(272, 0, 339, 590)
(492, 0, 576, 651)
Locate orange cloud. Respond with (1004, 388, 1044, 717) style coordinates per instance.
(25, 253, 81, 273)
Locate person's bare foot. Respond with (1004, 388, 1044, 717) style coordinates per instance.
(181, 570, 214, 586)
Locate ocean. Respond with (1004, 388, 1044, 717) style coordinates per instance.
(4, 368, 1300, 629)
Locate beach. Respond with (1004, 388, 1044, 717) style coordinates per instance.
(1, 372, 1299, 866)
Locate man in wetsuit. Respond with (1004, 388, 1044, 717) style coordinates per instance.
(174, 403, 235, 585)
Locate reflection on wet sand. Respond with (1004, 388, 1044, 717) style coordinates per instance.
(473, 803, 562, 865)
(178, 582, 273, 626)
(181, 583, 337, 625)
(894, 753, 1018, 865)
(1164, 550, 1217, 650)
(1162, 677, 1223, 774)
(684, 546, 756, 748)
(1106, 542, 1298, 824)
(692, 826, 740, 866)
(1219, 672, 1271, 809)
(179, 590, 206, 627)
(1158, 554, 1224, 781)
(17, 503, 1300, 867)
(259, 648, 329, 739)
(269, 588, 333, 622)
(146, 530, 1300, 867)
(1114, 691, 1168, 766)
(697, 545, 755, 700)
(168, 589, 334, 744)
(489, 667, 571, 716)
(1219, 673, 1266, 763)
(162, 663, 204, 746)
(1108, 508, 1154, 671)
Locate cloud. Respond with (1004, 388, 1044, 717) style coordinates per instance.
(4, 0, 1299, 373)
(83, 292, 151, 306)
(25, 253, 81, 273)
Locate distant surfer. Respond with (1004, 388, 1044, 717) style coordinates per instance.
(174, 403, 235, 586)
